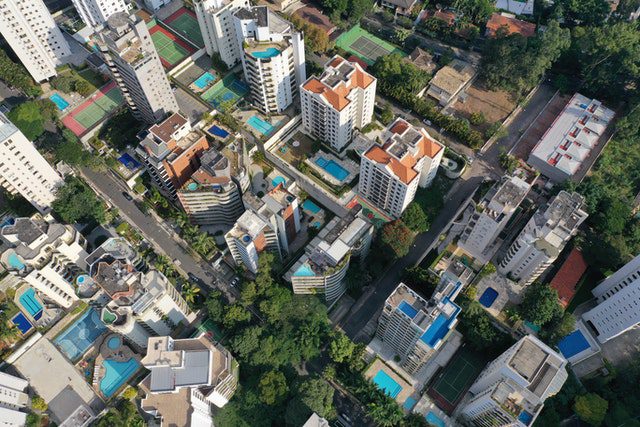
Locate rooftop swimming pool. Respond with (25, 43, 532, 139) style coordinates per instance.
(50, 93, 69, 111)
(558, 329, 591, 359)
(19, 288, 43, 320)
(479, 287, 499, 308)
(302, 199, 321, 214)
(314, 157, 350, 182)
(403, 397, 417, 410)
(54, 309, 107, 361)
(247, 115, 278, 136)
(251, 47, 280, 59)
(107, 336, 121, 350)
(518, 410, 534, 425)
(118, 153, 141, 171)
(100, 358, 139, 398)
(372, 370, 402, 398)
(399, 300, 418, 318)
(7, 252, 25, 270)
(425, 411, 446, 427)
(193, 71, 216, 89)
(293, 263, 315, 277)
(272, 176, 286, 187)
(208, 125, 229, 138)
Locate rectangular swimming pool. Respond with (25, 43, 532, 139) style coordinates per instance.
(479, 287, 499, 308)
(314, 157, 350, 182)
(558, 329, 591, 358)
(19, 288, 43, 320)
(208, 125, 229, 138)
(193, 71, 216, 89)
(50, 93, 69, 111)
(54, 309, 107, 361)
(12, 313, 32, 335)
(247, 115, 277, 136)
(100, 358, 140, 398)
(425, 411, 446, 427)
(302, 199, 321, 214)
(372, 370, 402, 398)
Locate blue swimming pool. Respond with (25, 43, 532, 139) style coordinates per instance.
(12, 313, 32, 335)
(54, 309, 107, 361)
(425, 411, 446, 427)
(100, 358, 139, 398)
(302, 199, 321, 214)
(19, 288, 43, 320)
(7, 252, 25, 270)
(118, 153, 141, 171)
(272, 176, 286, 187)
(518, 410, 534, 425)
(107, 336, 121, 350)
(372, 370, 402, 398)
(247, 115, 277, 136)
(479, 287, 499, 308)
(208, 125, 229, 138)
(403, 397, 417, 410)
(193, 71, 216, 89)
(251, 47, 280, 59)
(314, 157, 350, 181)
(50, 93, 69, 111)
(558, 329, 591, 359)
(294, 264, 315, 277)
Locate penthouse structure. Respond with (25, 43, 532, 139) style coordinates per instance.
(459, 171, 535, 262)
(582, 254, 640, 343)
(0, 0, 71, 82)
(359, 118, 444, 219)
(243, 183, 301, 255)
(225, 210, 280, 274)
(141, 335, 239, 427)
(195, 0, 249, 68)
(301, 56, 376, 151)
(95, 12, 178, 123)
(499, 191, 587, 285)
(87, 238, 195, 348)
(375, 280, 462, 376)
(285, 207, 374, 306)
(0, 371, 29, 426)
(0, 112, 63, 214)
(233, 6, 305, 114)
(527, 94, 614, 182)
(177, 147, 249, 227)
(71, 0, 129, 28)
(461, 335, 568, 427)
(0, 217, 88, 309)
(136, 113, 211, 199)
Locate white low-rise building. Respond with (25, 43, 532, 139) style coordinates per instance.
(0, 371, 29, 427)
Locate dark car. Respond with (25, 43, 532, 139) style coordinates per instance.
(122, 191, 134, 201)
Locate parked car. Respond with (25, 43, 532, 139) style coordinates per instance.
(122, 191, 133, 201)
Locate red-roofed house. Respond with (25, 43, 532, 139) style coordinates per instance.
(550, 248, 588, 307)
(359, 118, 444, 218)
(485, 13, 536, 38)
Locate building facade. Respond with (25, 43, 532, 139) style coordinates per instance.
(285, 207, 373, 306)
(141, 335, 239, 427)
(375, 280, 462, 376)
(301, 56, 376, 152)
(233, 6, 305, 114)
(499, 191, 588, 285)
(0, 113, 63, 214)
(195, 0, 249, 68)
(225, 210, 280, 274)
(359, 118, 444, 219)
(71, 0, 129, 28)
(177, 147, 249, 226)
(0, 371, 29, 427)
(0, 0, 71, 82)
(136, 113, 211, 199)
(95, 12, 178, 123)
(0, 217, 88, 309)
(582, 254, 640, 343)
(461, 335, 568, 427)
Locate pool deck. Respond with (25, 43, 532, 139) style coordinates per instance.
(474, 272, 524, 318)
(364, 359, 413, 405)
(305, 151, 358, 187)
(413, 394, 454, 426)
(93, 333, 141, 399)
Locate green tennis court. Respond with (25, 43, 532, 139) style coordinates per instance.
(429, 349, 484, 405)
(336, 25, 407, 65)
(164, 10, 204, 48)
(201, 74, 249, 110)
(150, 27, 192, 67)
(73, 88, 124, 129)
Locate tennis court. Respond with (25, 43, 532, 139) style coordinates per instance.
(149, 24, 194, 69)
(162, 8, 204, 48)
(427, 348, 485, 413)
(336, 25, 407, 65)
(62, 82, 125, 136)
(201, 73, 248, 110)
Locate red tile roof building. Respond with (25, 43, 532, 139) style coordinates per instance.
(485, 13, 536, 38)
(550, 248, 588, 307)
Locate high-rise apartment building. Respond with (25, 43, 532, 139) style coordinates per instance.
(136, 113, 211, 199)
(0, 217, 88, 308)
(95, 12, 178, 123)
(499, 191, 587, 285)
(301, 56, 376, 152)
(0, 0, 71, 82)
(195, 0, 249, 68)
(141, 334, 239, 427)
(177, 147, 249, 226)
(71, 0, 129, 28)
(225, 210, 280, 274)
(285, 207, 374, 306)
(375, 280, 462, 376)
(0, 113, 63, 214)
(459, 172, 535, 262)
(461, 335, 568, 427)
(87, 238, 195, 348)
(582, 254, 640, 343)
(0, 371, 29, 427)
(359, 118, 444, 219)
(233, 6, 305, 114)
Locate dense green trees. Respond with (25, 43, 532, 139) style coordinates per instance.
(99, 109, 143, 150)
(452, 0, 494, 23)
(289, 14, 332, 53)
(7, 100, 56, 141)
(381, 220, 414, 258)
(574, 393, 609, 426)
(52, 176, 106, 224)
(402, 202, 430, 233)
(285, 378, 335, 424)
(329, 331, 358, 363)
(0, 48, 41, 97)
(321, 0, 373, 22)
(94, 400, 144, 427)
(555, 0, 611, 26)
(519, 282, 563, 326)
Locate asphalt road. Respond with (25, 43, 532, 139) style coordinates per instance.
(340, 83, 557, 342)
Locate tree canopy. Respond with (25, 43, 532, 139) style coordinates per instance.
(402, 202, 430, 233)
(381, 220, 414, 258)
(573, 393, 609, 426)
(519, 282, 563, 326)
(52, 176, 106, 224)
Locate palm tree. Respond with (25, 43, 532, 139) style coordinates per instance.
(193, 232, 217, 257)
(149, 188, 168, 209)
(181, 283, 201, 305)
(366, 401, 403, 427)
(175, 211, 190, 229)
(182, 224, 199, 241)
(154, 255, 176, 278)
